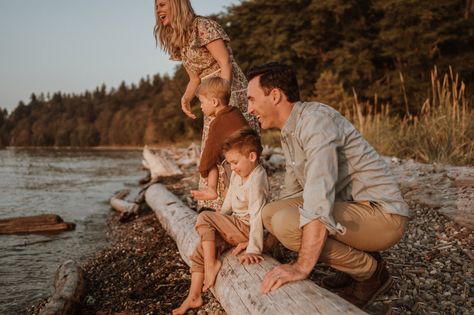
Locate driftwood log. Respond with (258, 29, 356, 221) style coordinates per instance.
(0, 214, 75, 235)
(145, 184, 367, 315)
(142, 146, 184, 182)
(39, 260, 85, 315)
(387, 158, 474, 230)
(109, 189, 141, 222)
(176, 142, 200, 167)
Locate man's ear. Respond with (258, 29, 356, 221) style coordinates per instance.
(248, 151, 257, 162)
(271, 88, 282, 105)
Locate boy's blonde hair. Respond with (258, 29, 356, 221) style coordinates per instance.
(196, 77, 231, 106)
(154, 0, 195, 56)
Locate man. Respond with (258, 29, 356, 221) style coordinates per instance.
(246, 62, 409, 308)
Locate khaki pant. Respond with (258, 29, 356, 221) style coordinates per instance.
(262, 198, 407, 280)
(190, 211, 250, 273)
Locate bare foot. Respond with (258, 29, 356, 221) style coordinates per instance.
(172, 294, 203, 315)
(191, 187, 218, 200)
(202, 260, 222, 292)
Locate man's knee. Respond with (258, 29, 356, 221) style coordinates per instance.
(262, 198, 301, 230)
(271, 209, 299, 236)
(270, 209, 301, 252)
(261, 203, 277, 230)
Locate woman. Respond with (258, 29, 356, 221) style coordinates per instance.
(154, 0, 258, 211)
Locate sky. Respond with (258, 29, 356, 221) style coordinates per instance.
(0, 0, 239, 112)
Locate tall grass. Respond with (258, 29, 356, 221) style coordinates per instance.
(350, 67, 474, 165)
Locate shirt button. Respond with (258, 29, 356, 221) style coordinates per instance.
(292, 161, 295, 165)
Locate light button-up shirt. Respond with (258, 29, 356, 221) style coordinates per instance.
(280, 102, 410, 235)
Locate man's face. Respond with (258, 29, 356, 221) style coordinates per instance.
(247, 77, 278, 129)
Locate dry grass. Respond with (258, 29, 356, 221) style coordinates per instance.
(260, 129, 281, 147)
(348, 67, 474, 166)
(260, 66, 474, 166)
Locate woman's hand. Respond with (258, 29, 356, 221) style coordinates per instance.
(181, 67, 200, 119)
(181, 96, 196, 119)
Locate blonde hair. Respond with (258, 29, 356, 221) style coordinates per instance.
(154, 0, 196, 56)
(196, 77, 231, 106)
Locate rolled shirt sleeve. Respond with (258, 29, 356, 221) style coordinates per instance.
(297, 115, 346, 235)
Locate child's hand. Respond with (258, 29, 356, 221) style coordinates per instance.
(239, 253, 264, 265)
(231, 242, 248, 256)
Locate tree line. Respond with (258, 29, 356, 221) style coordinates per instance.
(1, 0, 473, 147)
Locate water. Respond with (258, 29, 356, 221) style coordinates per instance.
(0, 148, 143, 314)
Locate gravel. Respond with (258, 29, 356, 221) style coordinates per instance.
(32, 149, 474, 315)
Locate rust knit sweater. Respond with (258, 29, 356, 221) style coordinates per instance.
(199, 106, 249, 177)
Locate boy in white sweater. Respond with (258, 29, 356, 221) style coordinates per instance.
(173, 128, 269, 315)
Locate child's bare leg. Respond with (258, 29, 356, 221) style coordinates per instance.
(202, 239, 222, 292)
(172, 272, 204, 315)
(191, 166, 218, 200)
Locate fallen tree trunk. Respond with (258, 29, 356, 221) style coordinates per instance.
(145, 184, 367, 315)
(39, 260, 85, 315)
(0, 214, 75, 235)
(142, 146, 184, 182)
(110, 189, 139, 213)
(387, 158, 474, 230)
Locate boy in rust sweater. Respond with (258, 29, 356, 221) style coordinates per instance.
(191, 77, 249, 201)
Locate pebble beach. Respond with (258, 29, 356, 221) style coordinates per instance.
(31, 147, 473, 315)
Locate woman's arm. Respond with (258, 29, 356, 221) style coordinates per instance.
(181, 67, 200, 119)
(206, 39, 232, 83)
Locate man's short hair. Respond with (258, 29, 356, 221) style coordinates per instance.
(195, 77, 231, 106)
(222, 128, 263, 160)
(247, 62, 300, 102)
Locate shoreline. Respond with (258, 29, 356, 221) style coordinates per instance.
(3, 141, 201, 152)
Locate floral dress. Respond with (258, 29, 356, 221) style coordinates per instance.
(172, 16, 259, 211)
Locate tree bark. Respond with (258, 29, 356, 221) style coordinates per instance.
(39, 260, 85, 315)
(0, 214, 75, 235)
(388, 158, 474, 230)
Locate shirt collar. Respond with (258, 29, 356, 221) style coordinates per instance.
(281, 101, 302, 137)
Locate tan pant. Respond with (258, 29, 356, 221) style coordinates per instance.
(190, 211, 250, 273)
(262, 198, 407, 280)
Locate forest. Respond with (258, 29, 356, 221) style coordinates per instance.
(1, 0, 473, 163)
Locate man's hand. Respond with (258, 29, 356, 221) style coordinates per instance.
(231, 242, 248, 256)
(260, 263, 309, 294)
(260, 219, 329, 293)
(238, 253, 264, 265)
